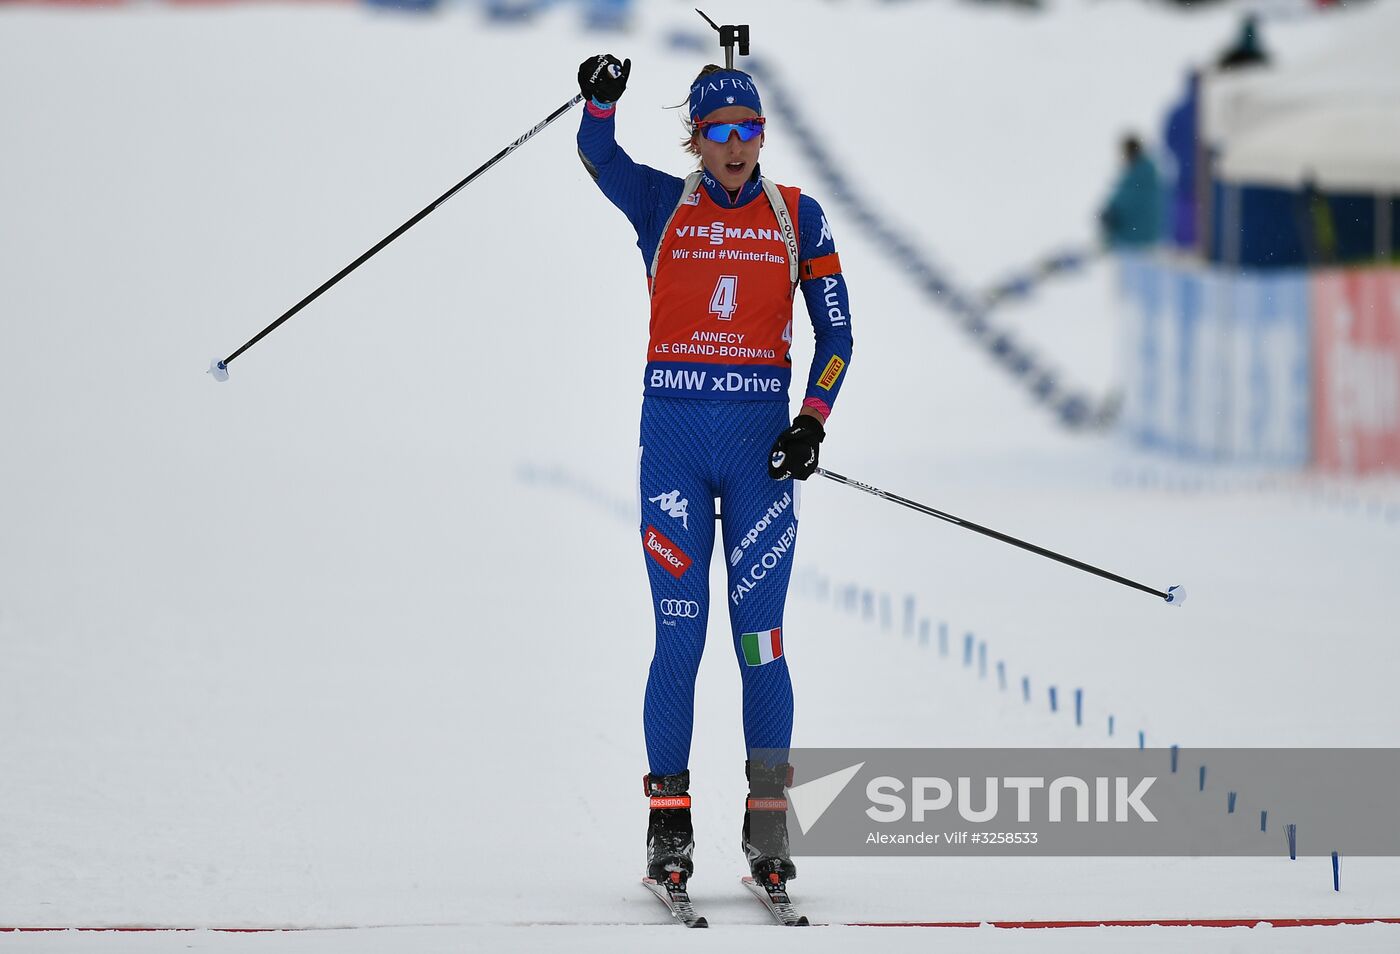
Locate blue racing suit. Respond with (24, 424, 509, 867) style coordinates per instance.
(578, 101, 854, 777)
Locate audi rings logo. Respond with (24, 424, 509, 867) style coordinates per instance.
(660, 599, 701, 619)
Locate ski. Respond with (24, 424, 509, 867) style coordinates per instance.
(641, 876, 709, 928)
(741, 874, 810, 926)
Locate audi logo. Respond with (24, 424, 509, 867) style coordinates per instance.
(660, 599, 701, 619)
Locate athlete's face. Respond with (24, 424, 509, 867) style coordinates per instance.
(694, 105, 764, 194)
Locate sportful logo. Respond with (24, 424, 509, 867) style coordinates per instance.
(729, 492, 792, 566)
(660, 599, 701, 619)
(644, 526, 692, 579)
(730, 522, 797, 605)
(649, 490, 690, 530)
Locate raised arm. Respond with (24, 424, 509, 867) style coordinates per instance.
(576, 54, 686, 268)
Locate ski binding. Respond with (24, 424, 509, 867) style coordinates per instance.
(741, 874, 810, 926)
(642, 874, 708, 928)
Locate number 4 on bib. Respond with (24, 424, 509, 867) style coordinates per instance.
(709, 275, 739, 321)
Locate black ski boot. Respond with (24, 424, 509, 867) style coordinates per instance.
(644, 770, 695, 883)
(741, 760, 797, 884)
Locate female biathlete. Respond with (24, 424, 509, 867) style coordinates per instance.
(576, 53, 854, 894)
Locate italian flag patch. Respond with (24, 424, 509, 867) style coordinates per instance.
(742, 628, 783, 666)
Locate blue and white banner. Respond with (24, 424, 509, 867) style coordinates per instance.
(1118, 255, 1310, 466)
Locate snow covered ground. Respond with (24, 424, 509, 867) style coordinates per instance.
(2, 0, 1399, 950)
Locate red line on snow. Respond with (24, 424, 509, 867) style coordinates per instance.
(5, 917, 1400, 932)
(845, 918, 1400, 929)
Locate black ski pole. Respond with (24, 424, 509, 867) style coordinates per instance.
(209, 93, 584, 381)
(816, 468, 1184, 606)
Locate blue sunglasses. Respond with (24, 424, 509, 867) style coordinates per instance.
(695, 117, 766, 143)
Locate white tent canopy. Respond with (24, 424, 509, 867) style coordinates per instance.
(1203, 4, 1400, 193)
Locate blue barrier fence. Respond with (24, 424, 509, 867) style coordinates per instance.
(1117, 254, 1311, 465)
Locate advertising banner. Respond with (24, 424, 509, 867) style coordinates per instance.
(1119, 257, 1310, 465)
(1312, 268, 1400, 473)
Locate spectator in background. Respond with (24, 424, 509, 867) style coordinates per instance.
(1099, 135, 1162, 250)
(1218, 14, 1270, 71)
(1296, 177, 1338, 265)
(1163, 70, 1200, 252)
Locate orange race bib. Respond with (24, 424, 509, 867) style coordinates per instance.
(644, 183, 800, 400)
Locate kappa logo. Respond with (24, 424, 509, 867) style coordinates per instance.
(818, 215, 832, 248)
(649, 490, 690, 530)
(644, 525, 692, 579)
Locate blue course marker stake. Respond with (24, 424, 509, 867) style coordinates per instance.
(879, 593, 892, 630)
(1286, 823, 1298, 860)
(1049, 686, 1058, 712)
(939, 623, 949, 657)
(1108, 715, 1115, 736)
(904, 595, 915, 636)
(978, 642, 987, 679)
(963, 633, 974, 667)
(1199, 765, 1206, 792)
(862, 590, 873, 621)
(1170, 745, 1179, 773)
(1074, 689, 1083, 727)
(918, 619, 930, 647)
(1261, 810, 1268, 833)
(1228, 791, 1237, 814)
(997, 661, 1006, 691)
(1138, 730, 1145, 750)
(1332, 851, 1340, 892)
(1022, 676, 1031, 703)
